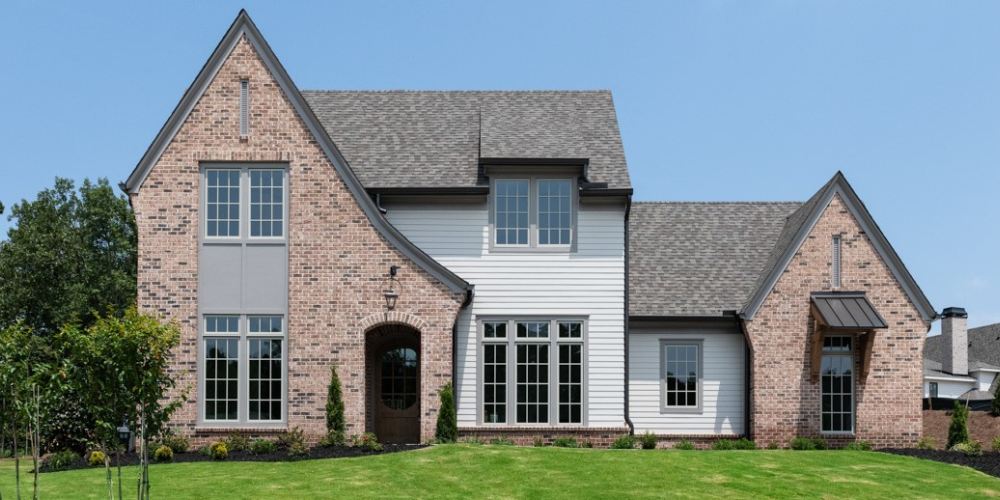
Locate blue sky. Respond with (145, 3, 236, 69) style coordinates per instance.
(2, 1, 998, 331)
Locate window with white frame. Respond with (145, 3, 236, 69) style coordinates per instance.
(202, 314, 286, 424)
(929, 382, 938, 398)
(492, 178, 575, 248)
(203, 166, 286, 240)
(660, 340, 702, 412)
(821, 336, 854, 433)
(480, 318, 585, 425)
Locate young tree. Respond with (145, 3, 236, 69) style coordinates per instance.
(435, 382, 458, 444)
(326, 364, 346, 446)
(992, 382, 1000, 417)
(947, 399, 971, 449)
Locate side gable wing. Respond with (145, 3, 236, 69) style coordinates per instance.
(741, 172, 935, 322)
(123, 10, 471, 296)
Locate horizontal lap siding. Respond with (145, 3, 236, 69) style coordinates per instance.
(629, 327, 745, 435)
(386, 202, 626, 427)
(924, 380, 974, 399)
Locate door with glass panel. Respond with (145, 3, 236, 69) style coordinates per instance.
(374, 346, 420, 444)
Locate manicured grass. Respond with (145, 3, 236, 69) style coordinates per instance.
(2, 445, 999, 499)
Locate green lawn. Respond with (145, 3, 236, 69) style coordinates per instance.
(2, 445, 998, 499)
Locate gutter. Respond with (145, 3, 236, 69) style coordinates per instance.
(737, 313, 753, 440)
(623, 194, 634, 435)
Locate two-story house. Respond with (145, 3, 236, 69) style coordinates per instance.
(123, 11, 935, 448)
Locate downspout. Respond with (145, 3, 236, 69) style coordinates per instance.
(453, 285, 475, 399)
(375, 193, 388, 215)
(623, 195, 635, 435)
(737, 314, 753, 440)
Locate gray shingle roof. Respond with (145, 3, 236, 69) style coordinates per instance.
(629, 202, 801, 317)
(925, 323, 1000, 374)
(300, 90, 630, 189)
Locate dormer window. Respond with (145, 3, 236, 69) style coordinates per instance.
(491, 177, 576, 250)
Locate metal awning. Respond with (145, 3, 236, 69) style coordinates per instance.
(810, 292, 888, 330)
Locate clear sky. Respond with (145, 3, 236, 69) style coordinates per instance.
(2, 1, 998, 332)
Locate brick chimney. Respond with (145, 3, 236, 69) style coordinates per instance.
(941, 307, 968, 376)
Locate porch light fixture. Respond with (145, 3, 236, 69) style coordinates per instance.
(117, 419, 130, 448)
(383, 265, 400, 310)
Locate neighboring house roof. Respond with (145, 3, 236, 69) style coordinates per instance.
(628, 201, 800, 317)
(925, 322, 1000, 400)
(122, 10, 471, 296)
(300, 90, 631, 190)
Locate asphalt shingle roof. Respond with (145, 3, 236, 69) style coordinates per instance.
(301, 90, 630, 189)
(629, 201, 801, 317)
(925, 323, 1000, 400)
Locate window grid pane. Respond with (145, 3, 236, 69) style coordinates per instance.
(249, 315, 282, 334)
(558, 344, 583, 423)
(483, 344, 507, 423)
(206, 315, 239, 334)
(380, 348, 418, 411)
(206, 170, 241, 237)
(558, 322, 582, 339)
(249, 169, 284, 238)
(204, 338, 239, 421)
(248, 339, 282, 421)
(821, 336, 853, 433)
(516, 344, 549, 424)
(484, 322, 507, 339)
(495, 180, 529, 245)
(538, 180, 572, 245)
(664, 345, 698, 408)
(516, 322, 549, 339)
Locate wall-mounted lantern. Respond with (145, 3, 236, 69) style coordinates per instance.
(383, 265, 400, 310)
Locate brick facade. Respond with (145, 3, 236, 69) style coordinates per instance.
(743, 194, 929, 448)
(132, 35, 464, 445)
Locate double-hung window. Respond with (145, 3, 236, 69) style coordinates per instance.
(202, 315, 286, 425)
(204, 166, 286, 239)
(480, 318, 585, 425)
(821, 336, 854, 433)
(660, 340, 703, 412)
(492, 178, 575, 249)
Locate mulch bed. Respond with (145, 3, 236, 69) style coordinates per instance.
(39, 444, 427, 473)
(880, 449, 1000, 478)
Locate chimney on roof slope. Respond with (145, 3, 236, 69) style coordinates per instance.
(941, 307, 969, 376)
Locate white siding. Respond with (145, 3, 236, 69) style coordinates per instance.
(924, 380, 975, 399)
(975, 371, 997, 392)
(629, 326, 745, 435)
(385, 201, 625, 428)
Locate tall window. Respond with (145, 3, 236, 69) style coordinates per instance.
(492, 178, 575, 248)
(929, 382, 938, 398)
(203, 166, 286, 240)
(821, 336, 853, 433)
(480, 318, 585, 425)
(202, 314, 286, 424)
(661, 341, 702, 412)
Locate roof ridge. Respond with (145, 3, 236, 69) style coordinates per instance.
(301, 89, 612, 94)
(631, 201, 802, 205)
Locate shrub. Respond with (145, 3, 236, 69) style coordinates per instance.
(993, 379, 1000, 416)
(611, 435, 637, 450)
(436, 382, 458, 444)
(993, 437, 1000, 452)
(276, 427, 305, 452)
(209, 441, 228, 460)
(947, 400, 971, 449)
(225, 431, 251, 452)
(533, 437, 544, 447)
(489, 435, 516, 446)
(153, 445, 174, 462)
(733, 438, 757, 450)
(582, 441, 594, 449)
(159, 429, 190, 454)
(789, 438, 816, 451)
(197, 446, 211, 456)
(326, 364, 346, 447)
(844, 441, 872, 451)
(88, 450, 106, 467)
(287, 441, 309, 458)
(674, 439, 695, 450)
(43, 450, 78, 471)
(712, 439, 735, 450)
(250, 438, 277, 455)
(553, 436, 579, 448)
(916, 437, 937, 450)
(811, 438, 827, 450)
(766, 442, 779, 450)
(463, 436, 486, 445)
(640, 431, 658, 450)
(951, 440, 984, 457)
(351, 432, 384, 452)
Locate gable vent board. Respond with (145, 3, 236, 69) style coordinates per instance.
(832, 235, 841, 288)
(239, 80, 249, 136)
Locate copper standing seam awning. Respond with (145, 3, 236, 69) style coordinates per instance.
(809, 292, 888, 383)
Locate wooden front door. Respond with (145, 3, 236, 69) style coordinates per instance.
(374, 346, 420, 444)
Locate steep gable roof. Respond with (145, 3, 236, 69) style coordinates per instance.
(122, 11, 470, 295)
(925, 322, 1000, 373)
(740, 172, 936, 322)
(300, 90, 631, 189)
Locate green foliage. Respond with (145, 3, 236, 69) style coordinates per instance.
(489, 435, 516, 446)
(674, 439, 695, 450)
(947, 400, 971, 449)
(993, 380, 1000, 416)
(225, 431, 251, 452)
(733, 438, 757, 450)
(159, 429, 190, 454)
(640, 431, 658, 450)
(712, 439, 736, 450)
(153, 445, 174, 462)
(88, 450, 105, 467)
(462, 436, 486, 445)
(533, 437, 544, 447)
(287, 441, 310, 458)
(326, 364, 346, 447)
(790, 438, 817, 451)
(319, 431, 345, 448)
(845, 441, 872, 451)
(209, 441, 228, 460)
(435, 381, 458, 444)
(351, 432, 384, 452)
(811, 438, 827, 450)
(951, 440, 984, 456)
(43, 450, 78, 471)
(916, 437, 937, 450)
(611, 435, 637, 450)
(992, 437, 1000, 452)
(0, 177, 137, 334)
(250, 438, 277, 455)
(553, 436, 579, 448)
(197, 446, 211, 457)
(766, 442, 779, 450)
(582, 441, 594, 449)
(276, 427, 305, 452)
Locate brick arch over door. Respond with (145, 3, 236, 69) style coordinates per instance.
(359, 311, 430, 334)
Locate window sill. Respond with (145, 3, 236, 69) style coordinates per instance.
(195, 423, 287, 432)
(660, 408, 703, 415)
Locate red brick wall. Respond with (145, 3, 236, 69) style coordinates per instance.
(133, 35, 463, 444)
(744, 193, 928, 448)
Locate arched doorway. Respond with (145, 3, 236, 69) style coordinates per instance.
(366, 324, 420, 444)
